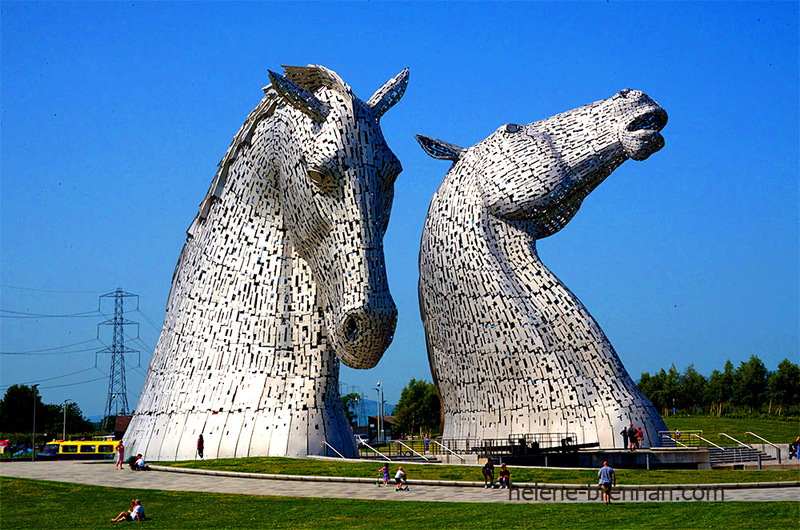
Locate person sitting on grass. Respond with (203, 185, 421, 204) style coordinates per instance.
(498, 463, 511, 489)
(110, 499, 145, 522)
(482, 458, 495, 489)
(395, 466, 409, 491)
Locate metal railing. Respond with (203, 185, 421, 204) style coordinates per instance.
(689, 433, 723, 450)
(358, 441, 392, 462)
(321, 441, 346, 459)
(719, 432, 750, 448)
(434, 438, 484, 454)
(745, 432, 782, 464)
(658, 430, 703, 447)
(431, 439, 465, 463)
(395, 440, 435, 462)
(522, 432, 579, 449)
(435, 433, 579, 455)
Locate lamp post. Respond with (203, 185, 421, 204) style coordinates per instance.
(376, 380, 384, 444)
(31, 384, 40, 462)
(374, 382, 382, 444)
(62, 399, 73, 441)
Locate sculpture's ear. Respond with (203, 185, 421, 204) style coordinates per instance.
(367, 68, 409, 118)
(415, 134, 464, 161)
(267, 70, 329, 122)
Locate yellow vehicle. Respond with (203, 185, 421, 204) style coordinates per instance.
(38, 439, 120, 460)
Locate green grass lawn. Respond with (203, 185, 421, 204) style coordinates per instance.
(165, 456, 800, 485)
(1, 477, 797, 529)
(663, 416, 800, 447)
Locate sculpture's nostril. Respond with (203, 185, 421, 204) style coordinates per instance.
(344, 315, 360, 343)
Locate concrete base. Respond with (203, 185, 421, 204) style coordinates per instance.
(498, 449, 711, 470)
(713, 460, 800, 471)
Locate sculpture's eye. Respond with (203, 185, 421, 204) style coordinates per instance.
(308, 168, 337, 192)
(506, 124, 521, 133)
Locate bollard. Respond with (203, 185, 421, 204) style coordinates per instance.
(757, 453, 762, 470)
(646, 453, 650, 470)
(544, 455, 548, 468)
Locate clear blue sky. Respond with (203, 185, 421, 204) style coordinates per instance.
(1, 2, 797, 419)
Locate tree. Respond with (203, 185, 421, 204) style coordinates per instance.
(638, 369, 668, 412)
(638, 371, 658, 409)
(340, 392, 360, 426)
(767, 359, 800, 414)
(393, 379, 440, 436)
(0, 384, 44, 433)
(48, 401, 93, 437)
(732, 355, 768, 410)
(660, 365, 681, 414)
(679, 364, 707, 410)
(0, 384, 94, 436)
(707, 360, 735, 414)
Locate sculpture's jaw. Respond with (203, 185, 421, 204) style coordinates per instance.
(620, 107, 668, 161)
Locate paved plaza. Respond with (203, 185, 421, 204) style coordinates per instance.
(1, 461, 797, 504)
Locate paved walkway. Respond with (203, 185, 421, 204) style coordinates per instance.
(1, 461, 798, 504)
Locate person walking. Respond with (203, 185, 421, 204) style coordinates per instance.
(598, 461, 615, 505)
(115, 441, 125, 470)
(197, 434, 204, 459)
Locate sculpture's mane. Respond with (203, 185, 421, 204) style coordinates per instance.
(186, 65, 351, 239)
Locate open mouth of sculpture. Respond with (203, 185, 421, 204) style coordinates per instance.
(626, 108, 668, 134)
(622, 108, 668, 161)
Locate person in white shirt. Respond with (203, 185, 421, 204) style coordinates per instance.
(110, 499, 145, 522)
(394, 467, 408, 491)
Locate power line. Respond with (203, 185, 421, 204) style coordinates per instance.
(0, 367, 100, 388)
(133, 308, 162, 333)
(0, 285, 109, 294)
(1, 346, 105, 356)
(0, 338, 101, 354)
(40, 374, 109, 390)
(0, 309, 103, 319)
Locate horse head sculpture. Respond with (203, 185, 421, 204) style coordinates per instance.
(416, 89, 669, 447)
(125, 65, 408, 460)
(267, 66, 407, 369)
(417, 89, 666, 237)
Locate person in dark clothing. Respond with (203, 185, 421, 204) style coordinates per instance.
(627, 425, 637, 451)
(482, 458, 495, 488)
(197, 434, 204, 459)
(620, 427, 629, 450)
(498, 463, 511, 489)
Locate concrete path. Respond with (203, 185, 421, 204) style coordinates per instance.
(1, 461, 798, 504)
